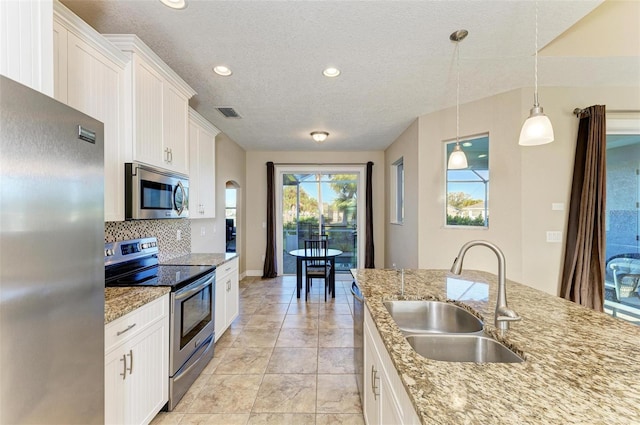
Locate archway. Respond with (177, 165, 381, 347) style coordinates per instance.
(225, 180, 240, 253)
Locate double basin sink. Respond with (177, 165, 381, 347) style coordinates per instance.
(383, 300, 523, 363)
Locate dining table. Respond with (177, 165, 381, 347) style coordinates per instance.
(288, 248, 343, 299)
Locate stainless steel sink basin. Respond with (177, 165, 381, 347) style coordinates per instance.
(383, 300, 483, 334)
(406, 334, 524, 363)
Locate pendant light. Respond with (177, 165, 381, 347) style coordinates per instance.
(519, 0, 554, 146)
(448, 30, 468, 170)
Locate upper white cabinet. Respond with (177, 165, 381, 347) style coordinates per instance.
(189, 108, 220, 219)
(53, 1, 128, 222)
(0, 0, 53, 97)
(105, 34, 196, 175)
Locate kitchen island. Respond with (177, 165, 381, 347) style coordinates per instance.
(352, 268, 640, 424)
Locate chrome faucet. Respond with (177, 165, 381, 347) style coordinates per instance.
(450, 240, 521, 331)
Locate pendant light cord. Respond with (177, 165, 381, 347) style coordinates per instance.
(456, 41, 460, 144)
(534, 0, 539, 107)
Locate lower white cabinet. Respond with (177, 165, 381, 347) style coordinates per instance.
(364, 306, 420, 425)
(215, 257, 239, 341)
(105, 294, 169, 425)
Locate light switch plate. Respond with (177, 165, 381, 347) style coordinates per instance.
(552, 203, 565, 211)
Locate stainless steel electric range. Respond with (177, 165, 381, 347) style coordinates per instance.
(105, 237, 215, 411)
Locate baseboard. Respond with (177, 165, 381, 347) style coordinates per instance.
(245, 269, 263, 277)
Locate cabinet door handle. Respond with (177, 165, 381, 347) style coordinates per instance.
(371, 365, 380, 400)
(164, 148, 169, 162)
(168, 148, 173, 163)
(120, 354, 127, 380)
(126, 349, 133, 375)
(117, 323, 136, 336)
(227, 280, 231, 291)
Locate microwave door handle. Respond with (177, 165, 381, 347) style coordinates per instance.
(174, 274, 214, 301)
(174, 180, 186, 216)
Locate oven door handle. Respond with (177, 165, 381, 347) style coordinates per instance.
(174, 274, 214, 301)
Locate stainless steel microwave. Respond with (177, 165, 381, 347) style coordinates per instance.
(125, 162, 189, 220)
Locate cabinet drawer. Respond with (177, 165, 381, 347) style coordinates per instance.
(216, 258, 238, 281)
(105, 295, 168, 353)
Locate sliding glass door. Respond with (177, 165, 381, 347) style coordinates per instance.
(277, 167, 364, 275)
(604, 118, 640, 324)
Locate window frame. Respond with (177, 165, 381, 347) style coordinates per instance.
(390, 157, 404, 224)
(444, 134, 490, 228)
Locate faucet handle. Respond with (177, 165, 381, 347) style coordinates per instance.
(496, 307, 521, 323)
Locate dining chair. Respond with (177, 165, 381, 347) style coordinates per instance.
(304, 239, 331, 301)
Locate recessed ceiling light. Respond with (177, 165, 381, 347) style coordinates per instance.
(213, 66, 232, 77)
(322, 67, 340, 78)
(462, 142, 473, 147)
(159, 0, 187, 10)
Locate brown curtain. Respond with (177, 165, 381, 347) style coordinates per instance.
(365, 161, 375, 268)
(560, 105, 606, 311)
(262, 161, 277, 278)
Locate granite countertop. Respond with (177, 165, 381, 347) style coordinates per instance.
(352, 268, 640, 424)
(105, 287, 171, 324)
(161, 252, 237, 267)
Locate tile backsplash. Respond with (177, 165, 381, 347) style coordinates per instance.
(105, 220, 191, 262)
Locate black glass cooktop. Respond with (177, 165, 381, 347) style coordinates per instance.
(106, 264, 213, 290)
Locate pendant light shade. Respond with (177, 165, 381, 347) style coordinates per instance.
(447, 30, 468, 170)
(519, 106, 554, 146)
(448, 143, 468, 169)
(519, 0, 554, 146)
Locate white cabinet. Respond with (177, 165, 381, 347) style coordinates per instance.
(105, 294, 169, 425)
(105, 34, 196, 175)
(189, 108, 220, 218)
(215, 257, 239, 341)
(364, 306, 420, 425)
(53, 2, 128, 221)
(0, 0, 53, 96)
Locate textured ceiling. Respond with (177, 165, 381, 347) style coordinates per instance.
(59, 0, 638, 152)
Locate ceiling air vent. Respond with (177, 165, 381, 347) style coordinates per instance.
(216, 107, 242, 119)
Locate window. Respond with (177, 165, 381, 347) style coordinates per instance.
(390, 157, 404, 224)
(604, 117, 640, 324)
(445, 135, 489, 227)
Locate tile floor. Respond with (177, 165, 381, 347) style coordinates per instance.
(151, 274, 364, 425)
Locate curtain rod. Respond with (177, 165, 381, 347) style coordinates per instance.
(573, 108, 640, 117)
(269, 162, 373, 166)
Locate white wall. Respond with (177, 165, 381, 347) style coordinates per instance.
(417, 89, 524, 283)
(245, 150, 385, 275)
(191, 133, 247, 274)
(385, 119, 419, 269)
(386, 86, 640, 295)
(520, 86, 640, 295)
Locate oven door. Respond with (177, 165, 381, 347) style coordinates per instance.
(125, 162, 189, 220)
(170, 271, 215, 375)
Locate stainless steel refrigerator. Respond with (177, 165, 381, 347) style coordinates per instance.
(0, 75, 105, 424)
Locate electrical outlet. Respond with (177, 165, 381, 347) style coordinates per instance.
(551, 203, 565, 211)
(176, 230, 182, 241)
(546, 231, 562, 243)
(261, 254, 265, 261)
(200, 227, 206, 236)
(262, 222, 266, 229)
